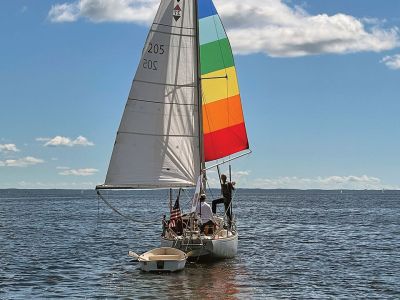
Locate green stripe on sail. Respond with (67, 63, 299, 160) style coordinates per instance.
(200, 38, 234, 75)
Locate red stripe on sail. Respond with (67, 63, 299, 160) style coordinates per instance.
(204, 122, 249, 162)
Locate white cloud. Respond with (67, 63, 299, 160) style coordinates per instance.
(37, 136, 94, 147)
(0, 181, 97, 189)
(215, 0, 399, 57)
(48, 0, 159, 23)
(48, 3, 79, 22)
(58, 168, 99, 176)
(206, 170, 251, 187)
(249, 175, 397, 190)
(72, 136, 95, 146)
(47, 0, 399, 57)
(0, 144, 20, 153)
(0, 156, 44, 167)
(381, 54, 400, 69)
(36, 137, 51, 142)
(56, 166, 70, 170)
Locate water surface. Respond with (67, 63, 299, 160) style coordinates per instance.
(0, 189, 399, 299)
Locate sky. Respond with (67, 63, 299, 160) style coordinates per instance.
(0, 0, 399, 190)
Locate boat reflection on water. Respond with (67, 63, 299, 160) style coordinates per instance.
(190, 262, 240, 298)
(110, 259, 247, 298)
(165, 261, 243, 299)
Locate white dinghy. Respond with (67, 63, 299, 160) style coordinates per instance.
(129, 247, 187, 272)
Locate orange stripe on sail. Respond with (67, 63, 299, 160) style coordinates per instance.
(202, 94, 244, 134)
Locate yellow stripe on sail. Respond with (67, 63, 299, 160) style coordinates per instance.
(201, 66, 239, 105)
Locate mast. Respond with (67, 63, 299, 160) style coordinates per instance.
(194, 0, 206, 187)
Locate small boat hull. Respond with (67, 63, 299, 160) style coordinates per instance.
(136, 247, 187, 272)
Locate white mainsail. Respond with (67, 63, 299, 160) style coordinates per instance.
(101, 0, 200, 189)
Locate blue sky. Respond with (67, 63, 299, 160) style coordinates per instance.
(1, 0, 399, 189)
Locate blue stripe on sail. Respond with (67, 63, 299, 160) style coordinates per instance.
(199, 15, 226, 45)
(198, 0, 217, 19)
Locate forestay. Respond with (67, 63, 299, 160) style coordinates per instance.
(102, 0, 200, 189)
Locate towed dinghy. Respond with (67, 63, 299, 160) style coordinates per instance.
(129, 247, 187, 272)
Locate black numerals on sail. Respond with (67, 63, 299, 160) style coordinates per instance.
(143, 59, 158, 71)
(143, 43, 165, 71)
(147, 43, 165, 55)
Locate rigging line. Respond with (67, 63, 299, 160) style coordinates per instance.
(201, 75, 228, 80)
(117, 131, 197, 138)
(212, 14, 229, 77)
(97, 191, 159, 225)
(201, 88, 216, 155)
(212, 12, 237, 130)
(152, 22, 195, 30)
(149, 28, 195, 38)
(182, 188, 194, 208)
(206, 178, 215, 200)
(216, 187, 237, 222)
(205, 150, 252, 170)
(133, 79, 196, 88)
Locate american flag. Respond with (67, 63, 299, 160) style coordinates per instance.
(169, 196, 182, 228)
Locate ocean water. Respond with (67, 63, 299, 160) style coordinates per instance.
(0, 189, 399, 299)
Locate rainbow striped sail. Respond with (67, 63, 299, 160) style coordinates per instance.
(198, 0, 249, 162)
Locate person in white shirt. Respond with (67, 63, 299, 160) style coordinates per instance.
(196, 194, 215, 234)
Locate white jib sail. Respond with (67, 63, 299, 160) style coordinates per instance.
(104, 0, 200, 189)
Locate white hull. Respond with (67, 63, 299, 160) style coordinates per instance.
(135, 247, 187, 272)
(161, 230, 238, 259)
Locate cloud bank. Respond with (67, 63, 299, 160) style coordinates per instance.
(48, 0, 399, 57)
(381, 54, 400, 69)
(0, 181, 97, 189)
(0, 156, 44, 167)
(0, 144, 20, 153)
(250, 175, 398, 190)
(206, 172, 397, 190)
(37, 136, 94, 147)
(48, 0, 159, 24)
(58, 168, 99, 176)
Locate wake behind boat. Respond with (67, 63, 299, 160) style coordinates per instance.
(96, 0, 250, 261)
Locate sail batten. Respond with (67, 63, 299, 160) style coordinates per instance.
(128, 98, 198, 106)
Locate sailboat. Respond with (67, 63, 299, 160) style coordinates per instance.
(96, 0, 250, 260)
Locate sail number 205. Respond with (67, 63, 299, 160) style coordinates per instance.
(147, 43, 165, 55)
(143, 43, 165, 71)
(143, 59, 158, 71)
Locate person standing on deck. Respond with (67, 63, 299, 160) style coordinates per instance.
(212, 174, 235, 227)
